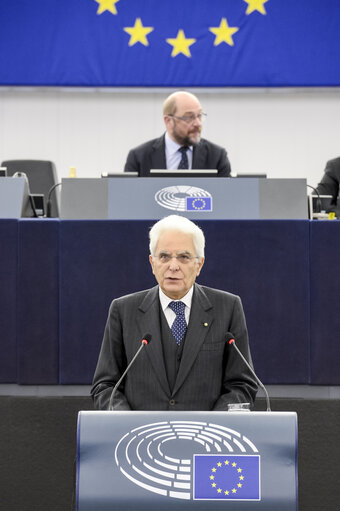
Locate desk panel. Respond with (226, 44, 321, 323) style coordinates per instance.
(0, 220, 18, 382)
(310, 221, 340, 384)
(17, 220, 59, 384)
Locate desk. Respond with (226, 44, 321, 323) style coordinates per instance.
(0, 219, 339, 385)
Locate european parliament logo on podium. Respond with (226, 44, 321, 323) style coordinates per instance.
(114, 420, 261, 501)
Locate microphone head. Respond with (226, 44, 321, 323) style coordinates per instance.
(142, 333, 152, 345)
(225, 332, 235, 345)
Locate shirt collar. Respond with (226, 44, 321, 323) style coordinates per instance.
(159, 286, 194, 312)
(165, 131, 193, 156)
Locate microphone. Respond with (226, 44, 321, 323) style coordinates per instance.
(108, 333, 152, 411)
(307, 184, 322, 215)
(46, 182, 62, 217)
(227, 334, 271, 412)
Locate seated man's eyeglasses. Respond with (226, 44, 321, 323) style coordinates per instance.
(154, 252, 200, 264)
(168, 113, 207, 124)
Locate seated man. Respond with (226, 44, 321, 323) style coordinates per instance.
(124, 91, 231, 176)
(91, 214, 257, 411)
(316, 157, 340, 201)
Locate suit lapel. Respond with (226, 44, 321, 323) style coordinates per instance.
(172, 284, 213, 396)
(192, 140, 207, 169)
(137, 286, 171, 395)
(150, 135, 166, 170)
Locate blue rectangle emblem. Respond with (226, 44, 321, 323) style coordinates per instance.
(186, 197, 212, 211)
(194, 454, 260, 500)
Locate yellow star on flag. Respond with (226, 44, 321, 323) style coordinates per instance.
(95, 0, 119, 15)
(124, 18, 154, 46)
(209, 18, 239, 47)
(244, 0, 269, 15)
(166, 30, 196, 58)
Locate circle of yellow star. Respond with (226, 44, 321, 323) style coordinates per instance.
(209, 18, 239, 47)
(244, 0, 269, 15)
(95, 0, 119, 15)
(124, 18, 154, 47)
(166, 29, 196, 58)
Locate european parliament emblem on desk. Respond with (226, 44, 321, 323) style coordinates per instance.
(155, 185, 213, 212)
(114, 420, 261, 501)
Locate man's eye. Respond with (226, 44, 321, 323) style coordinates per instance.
(160, 254, 170, 261)
(178, 255, 190, 263)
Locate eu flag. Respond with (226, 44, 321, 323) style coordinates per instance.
(186, 197, 212, 211)
(1, 1, 340, 86)
(194, 455, 260, 500)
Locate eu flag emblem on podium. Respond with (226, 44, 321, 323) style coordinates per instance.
(194, 455, 260, 500)
(186, 197, 212, 211)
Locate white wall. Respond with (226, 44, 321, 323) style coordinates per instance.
(1, 87, 339, 188)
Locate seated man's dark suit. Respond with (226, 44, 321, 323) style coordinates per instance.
(124, 135, 231, 176)
(91, 283, 257, 411)
(316, 157, 340, 200)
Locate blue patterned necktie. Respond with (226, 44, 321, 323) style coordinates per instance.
(178, 146, 189, 169)
(169, 301, 187, 345)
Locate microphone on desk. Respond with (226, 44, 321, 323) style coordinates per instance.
(227, 333, 271, 412)
(108, 333, 152, 411)
(46, 182, 62, 217)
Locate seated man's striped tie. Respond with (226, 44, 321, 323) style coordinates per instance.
(178, 146, 189, 169)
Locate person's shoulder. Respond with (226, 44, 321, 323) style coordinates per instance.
(129, 135, 164, 154)
(110, 287, 156, 308)
(326, 156, 340, 167)
(197, 284, 239, 302)
(198, 137, 226, 153)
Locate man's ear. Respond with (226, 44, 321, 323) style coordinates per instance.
(149, 254, 155, 275)
(196, 257, 205, 276)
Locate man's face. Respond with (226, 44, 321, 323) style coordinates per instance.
(164, 94, 203, 146)
(149, 230, 204, 300)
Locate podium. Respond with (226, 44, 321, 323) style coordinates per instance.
(76, 411, 298, 510)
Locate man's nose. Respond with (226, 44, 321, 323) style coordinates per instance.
(192, 115, 201, 126)
(169, 257, 180, 270)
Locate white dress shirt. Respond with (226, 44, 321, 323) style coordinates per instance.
(165, 132, 193, 170)
(159, 286, 193, 328)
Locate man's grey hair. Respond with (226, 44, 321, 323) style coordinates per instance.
(149, 215, 205, 259)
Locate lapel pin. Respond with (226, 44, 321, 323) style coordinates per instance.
(203, 322, 208, 327)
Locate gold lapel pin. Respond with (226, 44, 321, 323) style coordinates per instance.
(203, 322, 208, 327)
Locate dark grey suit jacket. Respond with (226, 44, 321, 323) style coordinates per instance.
(91, 284, 257, 411)
(124, 134, 231, 176)
(316, 157, 340, 199)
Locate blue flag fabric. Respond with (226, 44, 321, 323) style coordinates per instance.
(194, 454, 260, 500)
(1, 0, 340, 87)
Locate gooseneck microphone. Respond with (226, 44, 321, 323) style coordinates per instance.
(227, 334, 271, 412)
(46, 182, 62, 217)
(108, 333, 152, 411)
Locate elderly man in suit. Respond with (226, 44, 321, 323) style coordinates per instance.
(91, 215, 257, 411)
(124, 91, 231, 176)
